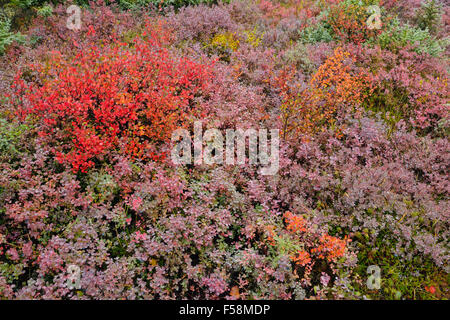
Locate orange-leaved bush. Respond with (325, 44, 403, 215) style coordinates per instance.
(266, 211, 351, 268)
(12, 23, 213, 172)
(278, 47, 371, 139)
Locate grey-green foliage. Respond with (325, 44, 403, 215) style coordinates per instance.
(376, 18, 448, 56)
(298, 9, 333, 44)
(299, 22, 333, 44)
(415, 0, 442, 34)
(0, 118, 28, 158)
(87, 171, 119, 203)
(36, 4, 52, 17)
(283, 42, 316, 74)
(115, 0, 222, 10)
(0, 15, 26, 54)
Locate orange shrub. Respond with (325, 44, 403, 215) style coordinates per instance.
(312, 234, 349, 262)
(278, 47, 372, 139)
(265, 211, 350, 269)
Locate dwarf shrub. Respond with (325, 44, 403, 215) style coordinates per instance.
(12, 23, 213, 172)
(376, 18, 448, 56)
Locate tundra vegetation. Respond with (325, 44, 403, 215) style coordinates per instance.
(0, 0, 448, 300)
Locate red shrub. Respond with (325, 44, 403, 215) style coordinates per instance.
(12, 24, 213, 172)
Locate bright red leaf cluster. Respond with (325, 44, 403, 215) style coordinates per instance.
(13, 23, 213, 172)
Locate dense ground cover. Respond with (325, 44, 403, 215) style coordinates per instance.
(0, 0, 448, 299)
